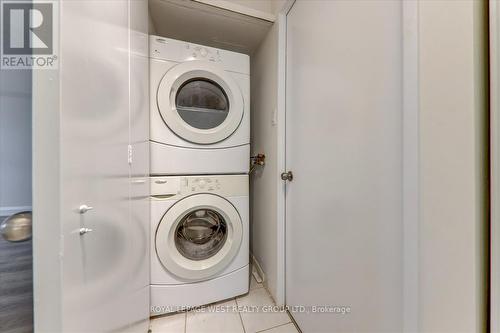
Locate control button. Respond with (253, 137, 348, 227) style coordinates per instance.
(200, 48, 208, 57)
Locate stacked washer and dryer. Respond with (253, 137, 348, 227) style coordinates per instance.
(149, 36, 250, 314)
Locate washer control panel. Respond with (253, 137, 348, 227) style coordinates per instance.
(150, 175, 248, 198)
(189, 177, 221, 192)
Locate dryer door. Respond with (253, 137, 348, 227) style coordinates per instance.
(157, 61, 244, 144)
(155, 194, 243, 280)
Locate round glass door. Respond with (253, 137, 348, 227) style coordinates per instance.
(155, 194, 243, 280)
(175, 79, 229, 130)
(157, 61, 244, 144)
(175, 208, 228, 260)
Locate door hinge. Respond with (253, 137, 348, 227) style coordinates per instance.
(127, 145, 133, 165)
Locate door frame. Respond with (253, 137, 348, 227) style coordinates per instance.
(275, 2, 420, 330)
(275, 0, 295, 306)
(402, 2, 419, 332)
(491, 0, 500, 331)
(32, 54, 63, 333)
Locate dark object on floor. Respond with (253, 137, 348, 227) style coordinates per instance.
(0, 212, 32, 243)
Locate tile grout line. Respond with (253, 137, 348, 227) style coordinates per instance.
(235, 297, 247, 333)
(255, 321, 294, 333)
(262, 285, 294, 332)
(240, 285, 292, 333)
(184, 311, 187, 333)
(286, 309, 302, 333)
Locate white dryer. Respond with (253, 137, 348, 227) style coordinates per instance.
(149, 36, 250, 175)
(150, 174, 249, 315)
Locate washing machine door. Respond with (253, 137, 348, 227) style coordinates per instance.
(157, 60, 244, 144)
(155, 194, 243, 280)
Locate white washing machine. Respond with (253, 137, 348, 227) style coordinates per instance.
(150, 174, 249, 315)
(149, 36, 250, 175)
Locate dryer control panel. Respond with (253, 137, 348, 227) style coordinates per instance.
(149, 35, 250, 75)
(150, 175, 248, 198)
(151, 38, 222, 63)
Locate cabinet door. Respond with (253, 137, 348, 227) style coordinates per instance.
(128, 0, 150, 329)
(33, 1, 149, 332)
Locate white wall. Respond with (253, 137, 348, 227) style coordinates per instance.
(148, 6, 156, 35)
(417, 1, 488, 331)
(250, 22, 279, 300)
(0, 70, 32, 216)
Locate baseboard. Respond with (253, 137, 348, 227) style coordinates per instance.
(0, 206, 32, 217)
(250, 253, 266, 284)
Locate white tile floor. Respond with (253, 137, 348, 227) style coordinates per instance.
(150, 276, 299, 333)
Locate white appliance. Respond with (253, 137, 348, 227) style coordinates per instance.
(150, 174, 249, 314)
(149, 36, 250, 175)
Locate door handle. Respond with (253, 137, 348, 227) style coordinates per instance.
(79, 227, 93, 235)
(79, 205, 94, 214)
(281, 171, 293, 181)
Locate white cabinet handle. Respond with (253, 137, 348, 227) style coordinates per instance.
(79, 205, 94, 214)
(79, 228, 93, 235)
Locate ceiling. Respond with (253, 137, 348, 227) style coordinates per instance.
(149, 0, 274, 55)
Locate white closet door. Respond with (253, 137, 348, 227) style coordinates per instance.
(33, 1, 149, 332)
(285, 1, 403, 331)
